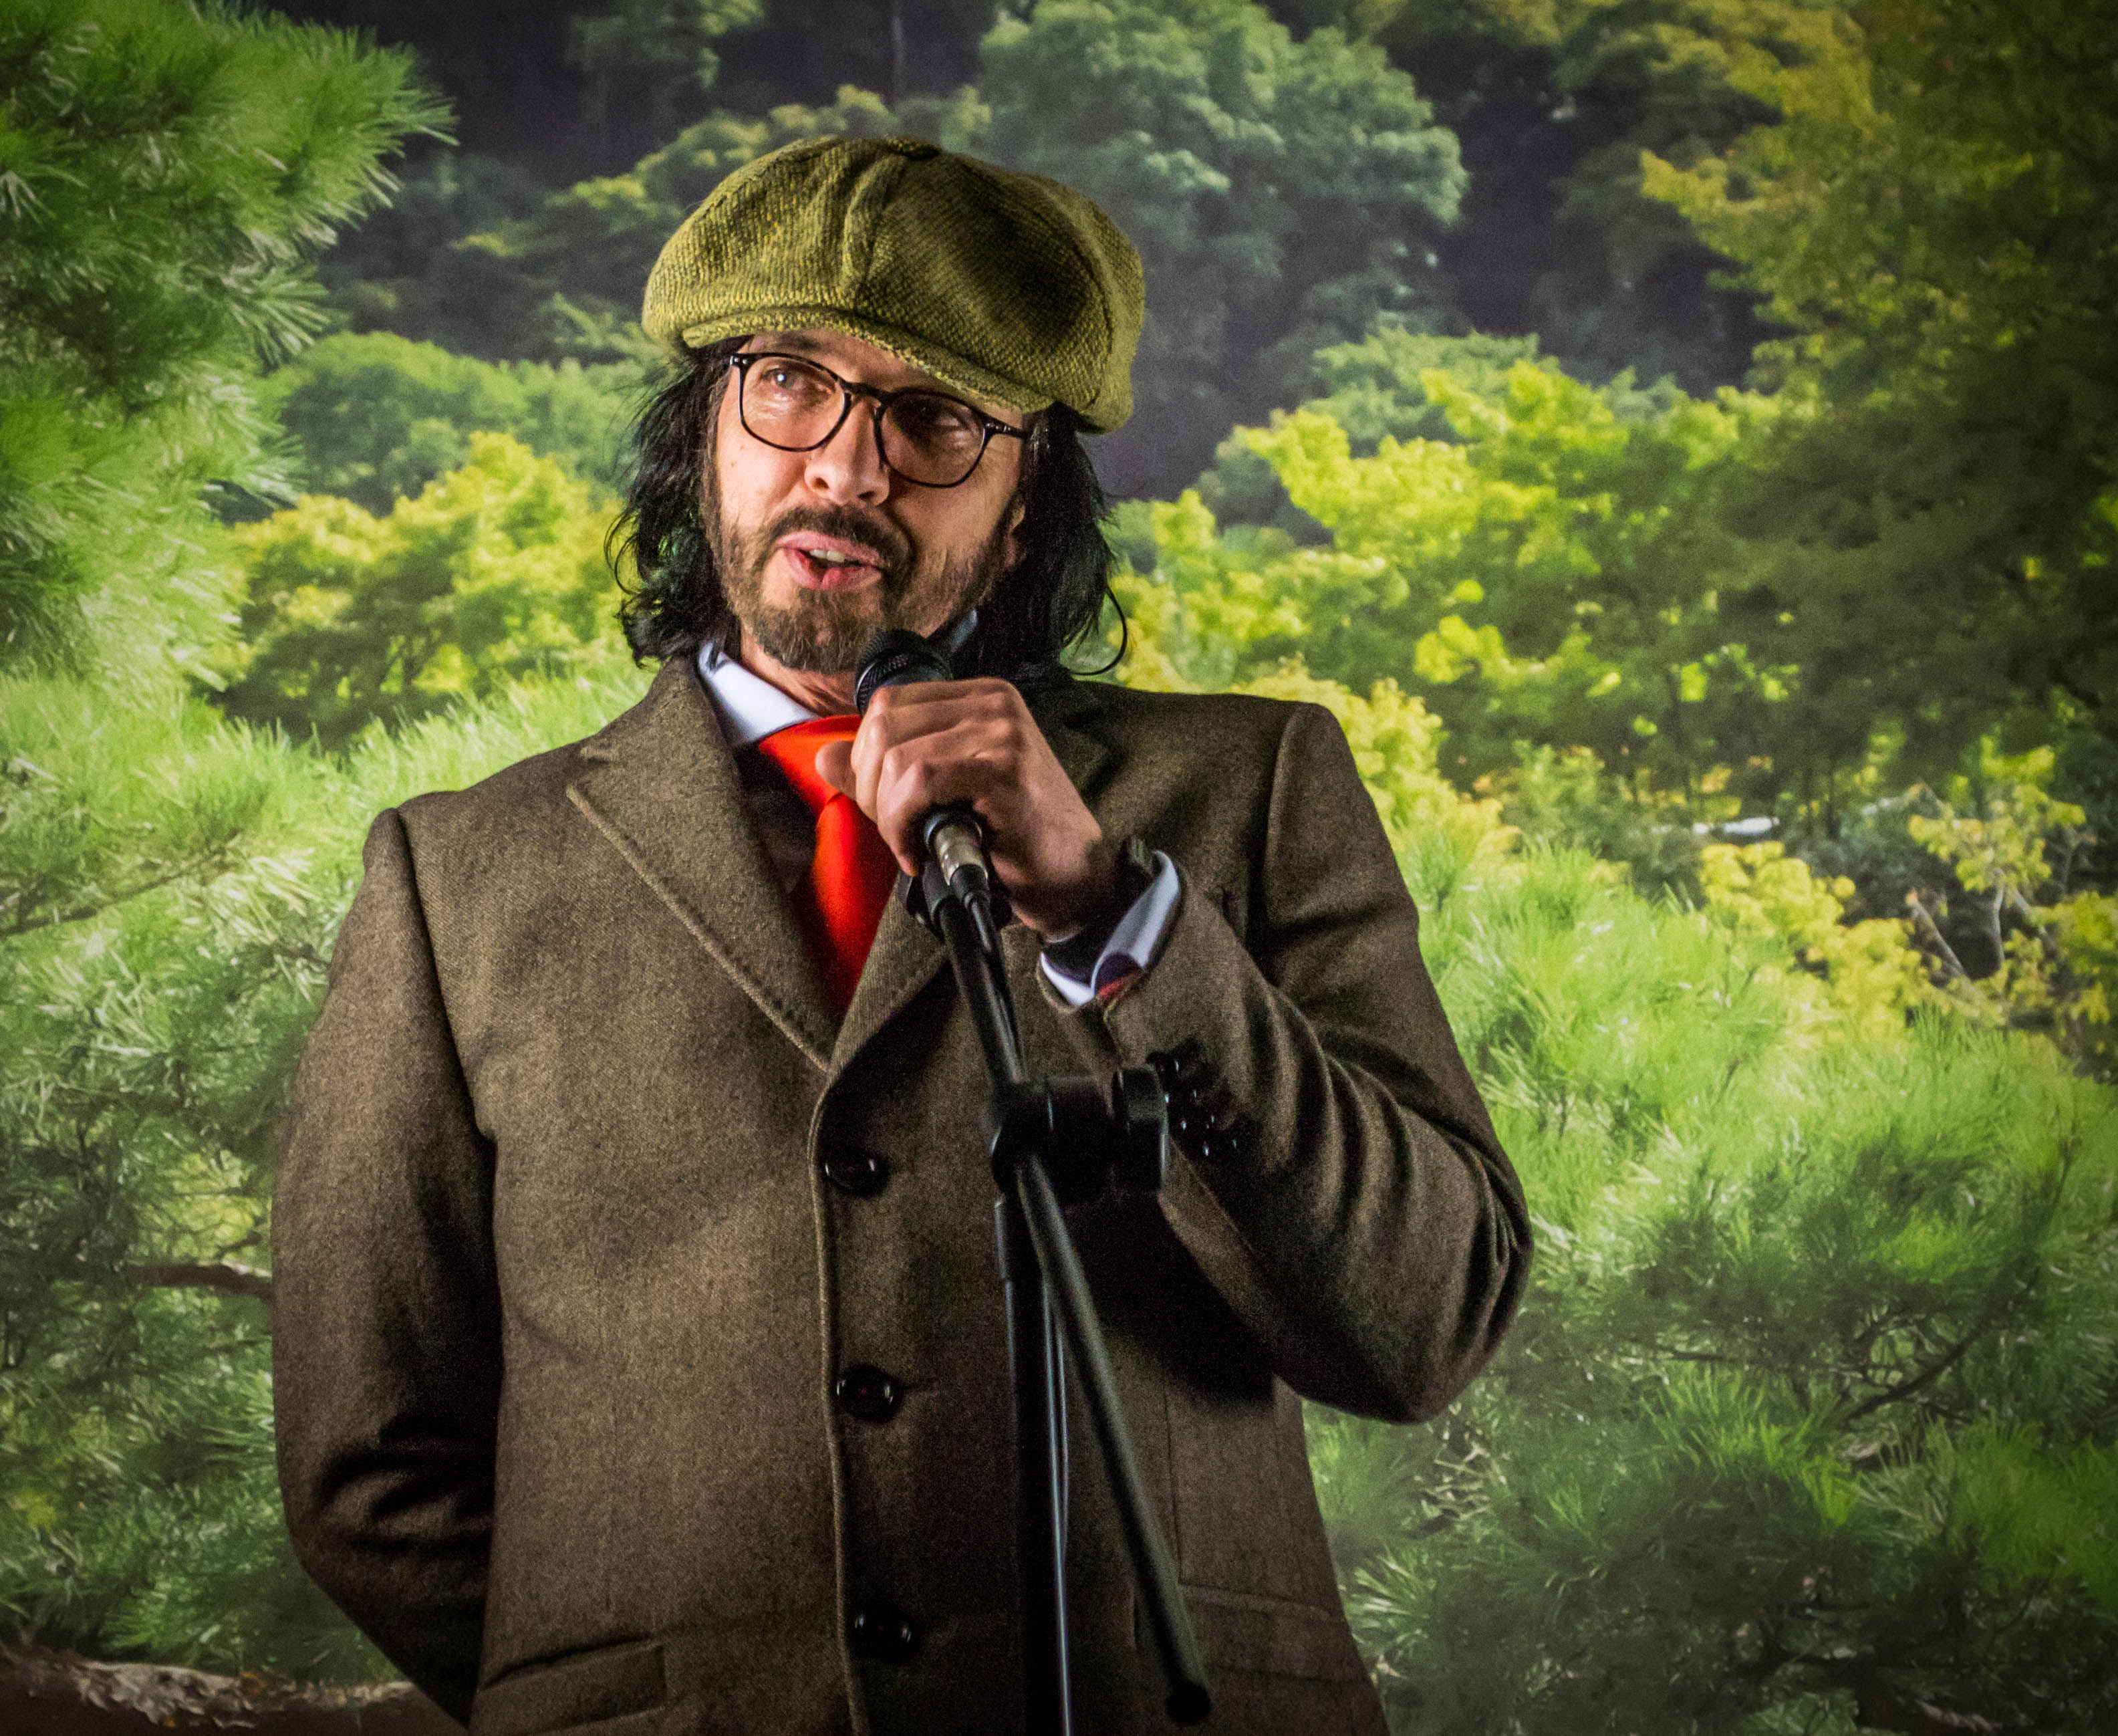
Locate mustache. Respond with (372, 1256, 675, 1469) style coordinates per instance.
(760, 504, 912, 579)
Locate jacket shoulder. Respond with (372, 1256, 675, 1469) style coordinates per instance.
(1052, 678, 1327, 759)
(389, 666, 673, 842)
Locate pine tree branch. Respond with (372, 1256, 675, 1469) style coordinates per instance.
(1843, 1325, 1981, 1424)
(128, 1260, 273, 1303)
(2, 847, 240, 939)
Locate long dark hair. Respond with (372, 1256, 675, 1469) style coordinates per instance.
(609, 339, 1116, 683)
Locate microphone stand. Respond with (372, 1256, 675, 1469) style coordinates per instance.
(904, 849, 1212, 1732)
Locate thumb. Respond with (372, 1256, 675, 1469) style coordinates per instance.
(813, 738, 856, 797)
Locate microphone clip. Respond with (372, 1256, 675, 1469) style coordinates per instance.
(902, 824, 1011, 958)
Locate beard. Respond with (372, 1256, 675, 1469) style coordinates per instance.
(711, 495, 1011, 675)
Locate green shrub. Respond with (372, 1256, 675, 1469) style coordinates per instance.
(265, 332, 642, 513)
(1311, 848, 2118, 1733)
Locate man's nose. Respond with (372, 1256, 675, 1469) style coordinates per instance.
(802, 401, 892, 503)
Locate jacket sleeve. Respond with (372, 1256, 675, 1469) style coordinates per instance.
(1061, 701, 1531, 1422)
(272, 808, 499, 1722)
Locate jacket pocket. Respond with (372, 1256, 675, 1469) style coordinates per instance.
(1174, 1586, 1369, 1683)
(471, 1638, 665, 1736)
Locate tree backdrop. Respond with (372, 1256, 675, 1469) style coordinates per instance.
(3, 0, 2113, 1728)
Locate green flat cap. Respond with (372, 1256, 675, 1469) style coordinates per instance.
(641, 135, 1144, 432)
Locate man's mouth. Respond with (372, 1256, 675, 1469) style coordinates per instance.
(778, 533, 888, 591)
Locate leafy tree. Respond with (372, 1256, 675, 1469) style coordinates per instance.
(1123, 286, 2117, 858)
(1190, 324, 1543, 543)
(565, 0, 764, 158)
(325, 0, 1466, 497)
(0, 0, 440, 1668)
(1898, 744, 2115, 1080)
(1116, 345, 1784, 799)
(1113, 591, 2118, 1733)
(977, 0, 1466, 495)
(1642, 0, 2118, 831)
(1349, 0, 1807, 391)
(264, 330, 641, 512)
(392, 84, 986, 363)
(0, 0, 446, 679)
(315, 148, 554, 355)
(1, 651, 650, 1670)
(1698, 838, 1941, 1037)
(700, 0, 999, 113)
(272, 0, 998, 181)
(216, 433, 628, 749)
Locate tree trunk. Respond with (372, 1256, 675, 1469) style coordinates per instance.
(1, 1647, 458, 1736)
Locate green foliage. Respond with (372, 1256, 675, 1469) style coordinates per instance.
(1307, 847, 2118, 1732)
(978, 0, 1464, 494)
(215, 433, 629, 749)
(1363, 0, 1805, 389)
(1482, 741, 1706, 897)
(355, 85, 988, 366)
(0, 0, 448, 679)
(567, 0, 765, 145)
(1191, 325, 1541, 536)
(1118, 347, 1791, 801)
(265, 331, 641, 513)
(1643, 0, 2118, 803)
(1113, 578, 2117, 1726)
(0, 0, 453, 1674)
(316, 149, 551, 356)
(1126, 266, 2113, 838)
(1, 862, 349, 1666)
(1897, 743, 2114, 1079)
(1698, 838, 1940, 1037)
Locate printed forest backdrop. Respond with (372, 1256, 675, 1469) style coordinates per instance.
(3, 0, 2116, 1729)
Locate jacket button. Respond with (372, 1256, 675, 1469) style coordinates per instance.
(835, 1363, 902, 1423)
(821, 1146, 889, 1198)
(849, 1597, 920, 1663)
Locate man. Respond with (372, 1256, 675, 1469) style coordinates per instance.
(273, 136, 1529, 1736)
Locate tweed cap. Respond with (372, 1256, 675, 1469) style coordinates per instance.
(641, 135, 1144, 432)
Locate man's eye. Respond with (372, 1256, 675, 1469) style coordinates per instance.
(761, 364, 828, 399)
(891, 395, 982, 448)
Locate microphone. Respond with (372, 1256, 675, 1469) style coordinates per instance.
(854, 627, 1001, 941)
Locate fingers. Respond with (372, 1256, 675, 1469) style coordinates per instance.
(837, 679, 1110, 932)
(813, 739, 855, 798)
(852, 679, 1027, 843)
(851, 682, 1039, 868)
(869, 715, 1024, 874)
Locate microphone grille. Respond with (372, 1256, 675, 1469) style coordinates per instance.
(855, 628, 955, 715)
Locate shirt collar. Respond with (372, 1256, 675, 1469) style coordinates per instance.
(696, 643, 819, 749)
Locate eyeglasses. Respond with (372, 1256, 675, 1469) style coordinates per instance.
(728, 351, 1027, 489)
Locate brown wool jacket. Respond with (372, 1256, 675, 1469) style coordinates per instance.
(272, 657, 1531, 1736)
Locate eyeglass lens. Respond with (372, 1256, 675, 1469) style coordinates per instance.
(740, 356, 992, 486)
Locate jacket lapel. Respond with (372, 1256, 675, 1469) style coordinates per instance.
(565, 664, 1121, 1077)
(567, 658, 839, 1068)
(831, 888, 943, 1072)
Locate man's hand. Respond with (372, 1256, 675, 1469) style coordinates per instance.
(813, 678, 1118, 938)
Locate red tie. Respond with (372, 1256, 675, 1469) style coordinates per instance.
(756, 716, 901, 1016)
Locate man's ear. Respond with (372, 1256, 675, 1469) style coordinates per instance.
(1001, 495, 1028, 572)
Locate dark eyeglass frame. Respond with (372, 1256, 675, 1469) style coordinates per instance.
(727, 350, 1028, 489)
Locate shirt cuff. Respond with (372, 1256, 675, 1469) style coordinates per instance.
(1037, 851, 1180, 1009)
